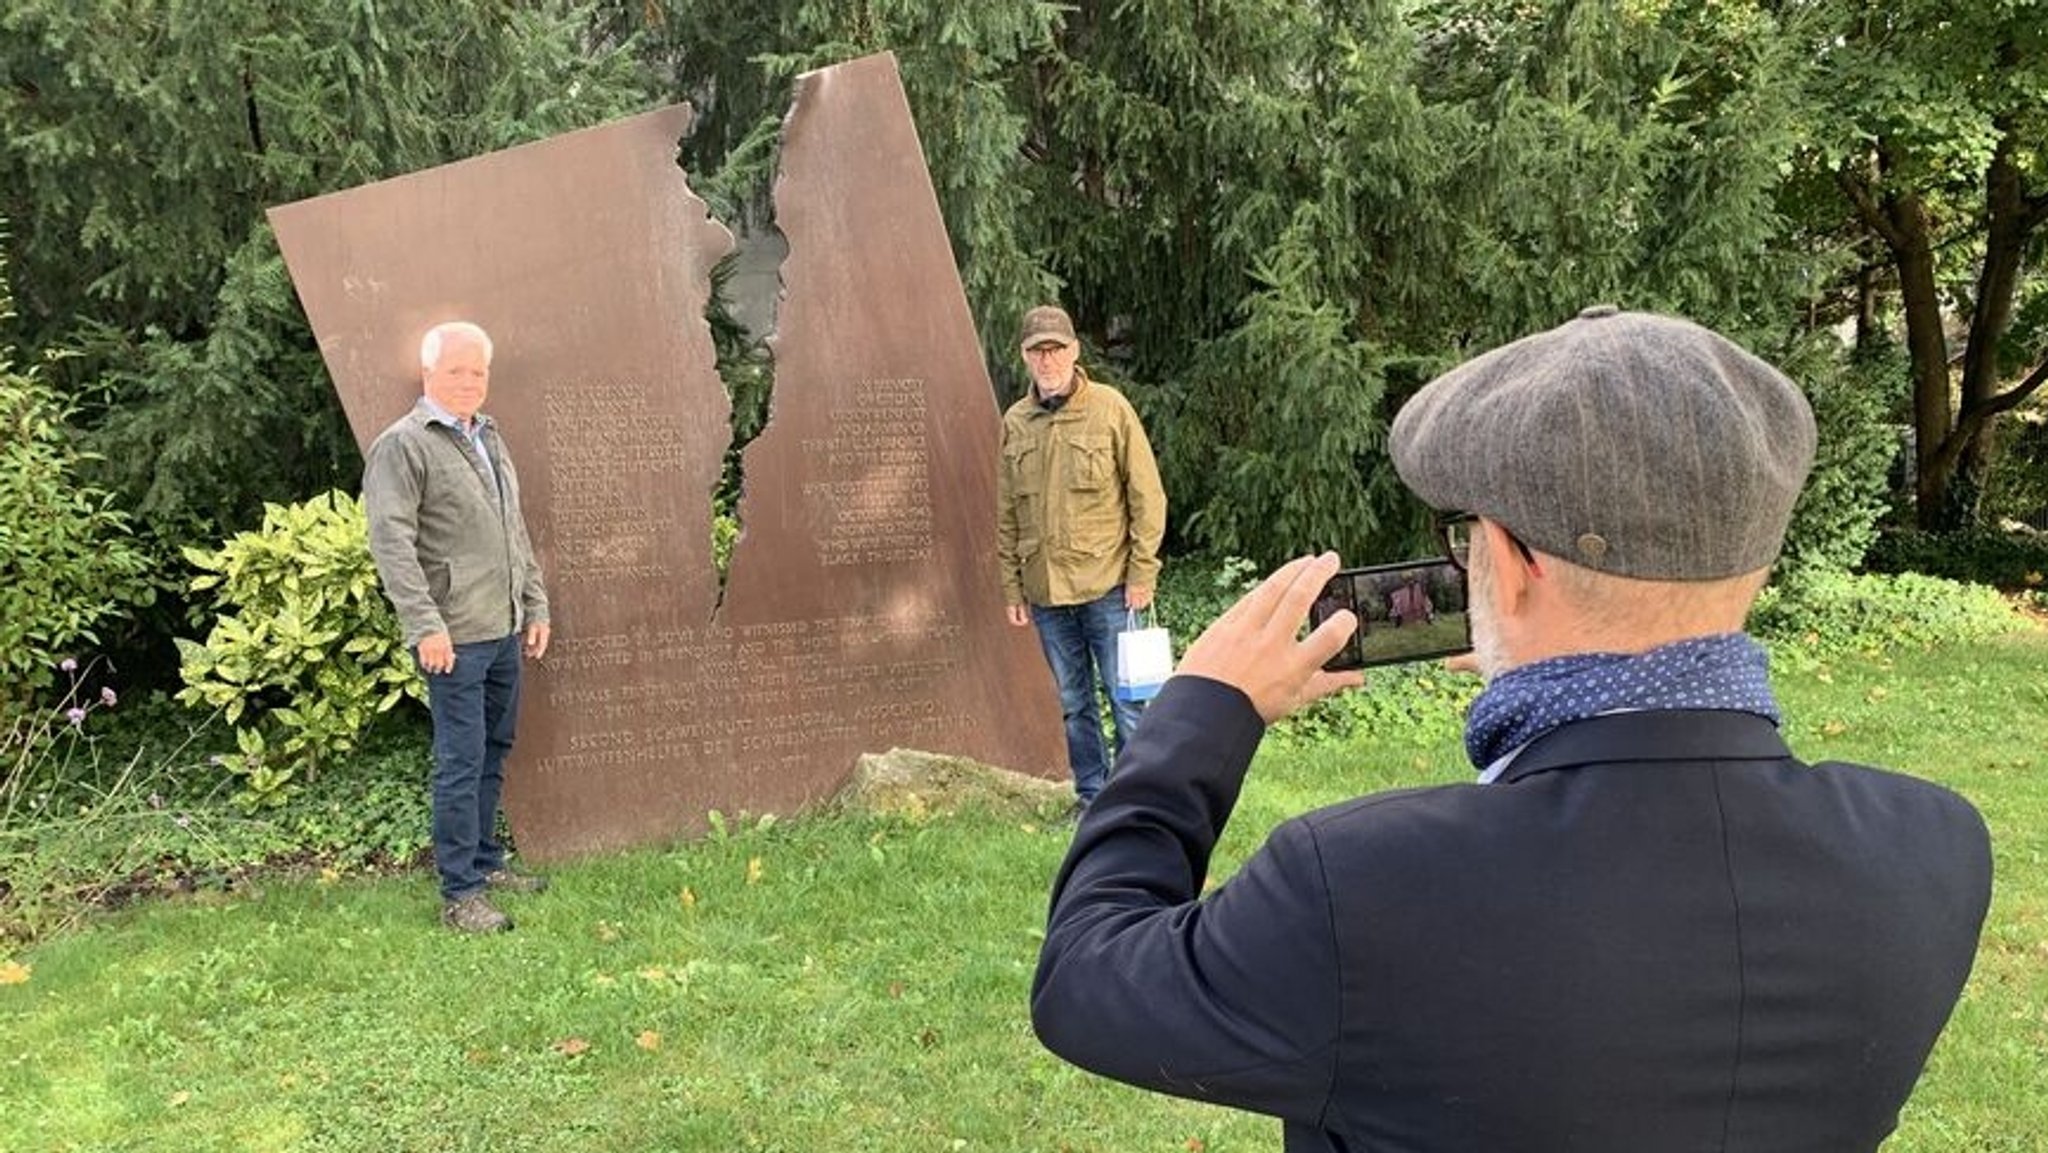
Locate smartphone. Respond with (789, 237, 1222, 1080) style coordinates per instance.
(1308, 557, 1473, 671)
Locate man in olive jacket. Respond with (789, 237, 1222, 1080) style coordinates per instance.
(1031, 308, 1991, 1150)
(364, 321, 551, 934)
(998, 304, 1167, 808)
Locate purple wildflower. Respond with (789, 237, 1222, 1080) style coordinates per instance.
(101, 686, 118, 707)
(65, 706, 86, 726)
(59, 658, 78, 673)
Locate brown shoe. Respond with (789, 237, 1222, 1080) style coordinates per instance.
(441, 893, 513, 933)
(484, 868, 549, 894)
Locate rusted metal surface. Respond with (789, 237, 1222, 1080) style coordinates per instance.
(269, 56, 1064, 859)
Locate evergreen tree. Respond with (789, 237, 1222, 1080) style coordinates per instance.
(1, 0, 657, 544)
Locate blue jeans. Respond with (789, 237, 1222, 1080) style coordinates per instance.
(1031, 587, 1146, 804)
(425, 634, 522, 900)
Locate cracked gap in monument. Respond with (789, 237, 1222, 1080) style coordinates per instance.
(683, 130, 786, 612)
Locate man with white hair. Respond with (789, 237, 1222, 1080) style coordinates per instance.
(365, 320, 551, 933)
(1031, 306, 1991, 1151)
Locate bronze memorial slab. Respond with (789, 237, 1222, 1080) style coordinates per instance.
(268, 53, 1065, 858)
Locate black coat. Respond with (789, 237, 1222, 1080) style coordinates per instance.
(1032, 677, 1992, 1152)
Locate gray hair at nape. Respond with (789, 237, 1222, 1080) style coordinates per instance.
(418, 321, 495, 370)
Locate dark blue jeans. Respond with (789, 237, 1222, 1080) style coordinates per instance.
(425, 633, 522, 900)
(1030, 586, 1146, 804)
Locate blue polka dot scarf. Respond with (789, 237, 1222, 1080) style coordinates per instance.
(1464, 632, 1780, 776)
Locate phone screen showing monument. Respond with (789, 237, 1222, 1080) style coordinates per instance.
(1308, 558, 1473, 671)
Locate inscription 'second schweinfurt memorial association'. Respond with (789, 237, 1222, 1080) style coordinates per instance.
(268, 53, 1065, 858)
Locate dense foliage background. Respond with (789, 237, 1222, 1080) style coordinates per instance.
(2, 0, 2044, 892)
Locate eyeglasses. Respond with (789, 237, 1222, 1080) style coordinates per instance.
(1023, 343, 1071, 358)
(1436, 512, 1535, 572)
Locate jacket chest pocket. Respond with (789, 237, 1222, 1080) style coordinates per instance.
(1065, 434, 1114, 491)
(1005, 442, 1044, 496)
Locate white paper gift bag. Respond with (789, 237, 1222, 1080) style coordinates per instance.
(1113, 609, 1173, 702)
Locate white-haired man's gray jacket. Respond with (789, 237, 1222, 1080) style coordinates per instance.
(363, 399, 548, 646)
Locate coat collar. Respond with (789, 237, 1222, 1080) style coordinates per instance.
(1032, 365, 1095, 414)
(411, 395, 494, 433)
(1497, 710, 1793, 786)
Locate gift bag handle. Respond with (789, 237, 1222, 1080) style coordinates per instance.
(1124, 606, 1156, 631)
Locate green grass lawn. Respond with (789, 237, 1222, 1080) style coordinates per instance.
(3, 629, 2044, 1151)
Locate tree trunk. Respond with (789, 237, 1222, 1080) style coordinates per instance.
(1947, 131, 2029, 526)
(1918, 109, 2045, 529)
(1888, 196, 1957, 530)
(1853, 260, 1881, 357)
(1834, 156, 1960, 529)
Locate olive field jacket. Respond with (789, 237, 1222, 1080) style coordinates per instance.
(997, 368, 1166, 607)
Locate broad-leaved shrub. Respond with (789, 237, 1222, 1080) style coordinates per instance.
(176, 490, 422, 807)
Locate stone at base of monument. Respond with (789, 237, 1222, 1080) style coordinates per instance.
(837, 749, 1072, 822)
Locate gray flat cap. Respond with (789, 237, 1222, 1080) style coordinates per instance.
(1390, 306, 1817, 580)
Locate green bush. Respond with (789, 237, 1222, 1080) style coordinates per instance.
(713, 511, 740, 574)
(1152, 554, 1260, 654)
(175, 490, 424, 808)
(1750, 568, 2022, 666)
(1270, 661, 1478, 750)
(1777, 341, 1900, 574)
(1, 695, 431, 943)
(1980, 408, 2048, 529)
(0, 273, 154, 720)
(1864, 526, 2048, 592)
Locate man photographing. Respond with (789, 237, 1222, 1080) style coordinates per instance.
(1030, 306, 1991, 1151)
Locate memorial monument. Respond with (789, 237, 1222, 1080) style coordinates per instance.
(268, 53, 1066, 858)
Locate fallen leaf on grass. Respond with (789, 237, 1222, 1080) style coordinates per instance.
(0, 960, 30, 985)
(746, 857, 764, 885)
(636, 1030, 662, 1052)
(1821, 719, 1849, 737)
(679, 887, 698, 909)
(594, 921, 623, 943)
(552, 1037, 592, 1057)
(1186, 1139, 1207, 1152)
(168, 1091, 191, 1107)
(637, 966, 668, 982)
